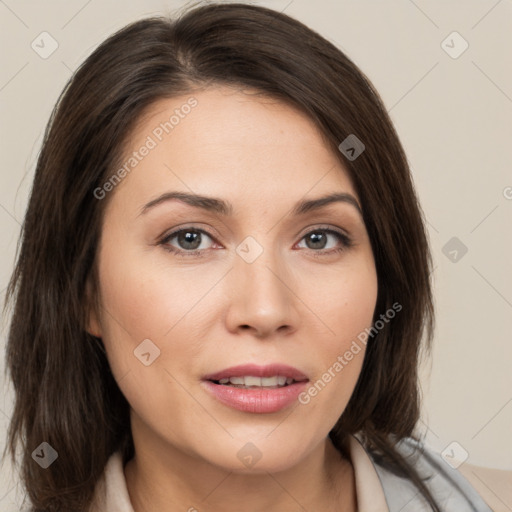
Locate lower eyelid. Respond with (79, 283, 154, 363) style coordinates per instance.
(298, 230, 353, 253)
(160, 227, 352, 254)
(161, 229, 216, 253)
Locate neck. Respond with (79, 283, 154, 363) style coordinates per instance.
(124, 421, 356, 512)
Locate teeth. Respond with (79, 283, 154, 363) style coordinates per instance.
(245, 376, 262, 387)
(216, 375, 295, 387)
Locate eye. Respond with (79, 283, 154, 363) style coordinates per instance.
(160, 228, 216, 257)
(159, 225, 353, 258)
(296, 227, 353, 256)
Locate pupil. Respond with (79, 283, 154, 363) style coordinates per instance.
(179, 230, 201, 250)
(308, 232, 326, 249)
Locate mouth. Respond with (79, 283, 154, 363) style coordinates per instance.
(211, 375, 301, 389)
(201, 364, 309, 413)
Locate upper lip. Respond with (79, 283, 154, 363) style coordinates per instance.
(203, 364, 309, 382)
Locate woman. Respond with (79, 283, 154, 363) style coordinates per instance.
(2, 2, 497, 511)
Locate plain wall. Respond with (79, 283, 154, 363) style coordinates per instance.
(1, 0, 511, 509)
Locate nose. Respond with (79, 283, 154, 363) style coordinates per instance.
(224, 241, 301, 339)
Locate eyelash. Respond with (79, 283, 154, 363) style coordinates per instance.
(158, 225, 353, 259)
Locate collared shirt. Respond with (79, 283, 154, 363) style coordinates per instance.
(89, 434, 495, 511)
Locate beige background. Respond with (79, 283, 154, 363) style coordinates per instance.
(1, 0, 511, 509)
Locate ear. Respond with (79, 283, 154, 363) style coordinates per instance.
(85, 275, 102, 338)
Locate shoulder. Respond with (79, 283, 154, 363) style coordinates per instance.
(360, 434, 501, 511)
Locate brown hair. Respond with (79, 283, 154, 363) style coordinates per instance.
(2, 2, 437, 510)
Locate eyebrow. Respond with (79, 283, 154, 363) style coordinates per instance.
(139, 191, 363, 218)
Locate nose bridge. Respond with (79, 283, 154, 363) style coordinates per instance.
(227, 232, 298, 333)
(235, 233, 289, 298)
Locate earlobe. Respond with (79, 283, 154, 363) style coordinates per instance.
(85, 276, 102, 338)
(87, 310, 102, 338)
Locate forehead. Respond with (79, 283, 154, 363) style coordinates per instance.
(110, 86, 358, 213)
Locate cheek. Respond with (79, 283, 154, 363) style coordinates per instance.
(296, 259, 377, 411)
(94, 240, 218, 416)
(309, 258, 378, 350)
(96, 239, 212, 352)
(95, 255, 208, 440)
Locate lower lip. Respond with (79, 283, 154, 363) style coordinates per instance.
(202, 380, 309, 413)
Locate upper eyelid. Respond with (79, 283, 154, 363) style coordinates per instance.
(161, 224, 350, 246)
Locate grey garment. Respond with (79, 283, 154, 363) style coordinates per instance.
(355, 434, 493, 511)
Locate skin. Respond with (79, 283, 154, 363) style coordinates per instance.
(87, 85, 378, 512)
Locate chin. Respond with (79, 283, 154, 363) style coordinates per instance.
(190, 431, 315, 474)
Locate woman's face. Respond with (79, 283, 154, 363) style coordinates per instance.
(87, 86, 378, 473)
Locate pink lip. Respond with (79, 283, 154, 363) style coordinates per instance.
(201, 364, 309, 414)
(202, 363, 308, 382)
(202, 380, 308, 413)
